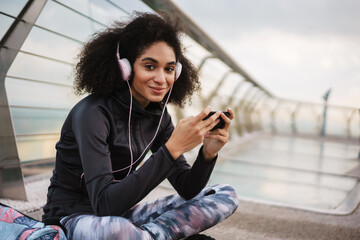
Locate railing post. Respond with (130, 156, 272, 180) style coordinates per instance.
(270, 100, 282, 134)
(233, 86, 256, 134)
(245, 91, 264, 131)
(243, 89, 260, 132)
(233, 100, 244, 136)
(257, 96, 271, 131)
(202, 70, 234, 108)
(224, 79, 246, 109)
(345, 109, 356, 138)
(291, 103, 301, 134)
(321, 89, 331, 137)
(237, 85, 255, 110)
(0, 0, 47, 200)
(197, 55, 215, 72)
(237, 86, 256, 114)
(250, 94, 267, 131)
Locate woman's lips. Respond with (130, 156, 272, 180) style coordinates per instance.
(150, 87, 165, 94)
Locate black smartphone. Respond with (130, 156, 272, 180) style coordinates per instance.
(203, 111, 230, 131)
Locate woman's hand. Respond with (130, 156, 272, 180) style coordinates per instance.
(202, 108, 234, 161)
(165, 106, 222, 159)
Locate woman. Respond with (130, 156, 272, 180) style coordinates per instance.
(42, 12, 238, 239)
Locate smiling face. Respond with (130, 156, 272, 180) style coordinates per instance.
(131, 41, 177, 108)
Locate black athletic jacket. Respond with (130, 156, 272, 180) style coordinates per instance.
(42, 89, 217, 221)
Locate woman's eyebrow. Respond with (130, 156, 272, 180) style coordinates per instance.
(141, 57, 176, 65)
(141, 57, 158, 63)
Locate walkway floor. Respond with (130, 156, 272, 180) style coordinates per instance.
(2, 175, 359, 240)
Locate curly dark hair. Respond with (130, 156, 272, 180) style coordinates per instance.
(74, 12, 200, 107)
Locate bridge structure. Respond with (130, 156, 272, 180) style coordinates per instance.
(1, 0, 359, 239)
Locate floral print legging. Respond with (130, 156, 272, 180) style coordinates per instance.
(60, 184, 238, 240)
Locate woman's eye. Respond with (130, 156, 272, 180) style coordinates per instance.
(145, 64, 154, 70)
(166, 67, 175, 72)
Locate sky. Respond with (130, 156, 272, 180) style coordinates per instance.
(171, 0, 360, 108)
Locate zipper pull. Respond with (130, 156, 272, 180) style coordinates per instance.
(80, 172, 84, 188)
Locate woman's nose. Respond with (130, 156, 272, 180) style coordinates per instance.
(153, 70, 166, 84)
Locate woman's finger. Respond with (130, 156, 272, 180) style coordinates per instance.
(201, 111, 221, 128)
(204, 118, 220, 133)
(219, 109, 234, 131)
(227, 108, 235, 120)
(194, 106, 212, 122)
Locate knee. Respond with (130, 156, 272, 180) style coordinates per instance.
(207, 184, 239, 210)
(209, 183, 237, 196)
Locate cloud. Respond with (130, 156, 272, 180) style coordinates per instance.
(172, 0, 360, 107)
(173, 0, 360, 35)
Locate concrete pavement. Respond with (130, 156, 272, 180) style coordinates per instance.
(1, 173, 359, 240)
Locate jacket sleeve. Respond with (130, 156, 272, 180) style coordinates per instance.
(72, 104, 180, 216)
(151, 113, 217, 200)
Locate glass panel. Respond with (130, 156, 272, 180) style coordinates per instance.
(110, 0, 154, 14)
(93, 22, 107, 32)
(7, 52, 74, 85)
(89, 0, 128, 24)
(5, 77, 81, 109)
(21, 26, 82, 64)
(17, 135, 59, 162)
(57, 0, 89, 15)
(35, 0, 98, 42)
(10, 107, 68, 136)
(0, 0, 27, 17)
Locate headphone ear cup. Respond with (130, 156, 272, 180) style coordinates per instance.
(118, 58, 131, 81)
(175, 62, 182, 81)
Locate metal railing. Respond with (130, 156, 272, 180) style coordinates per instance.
(1, 0, 358, 201)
